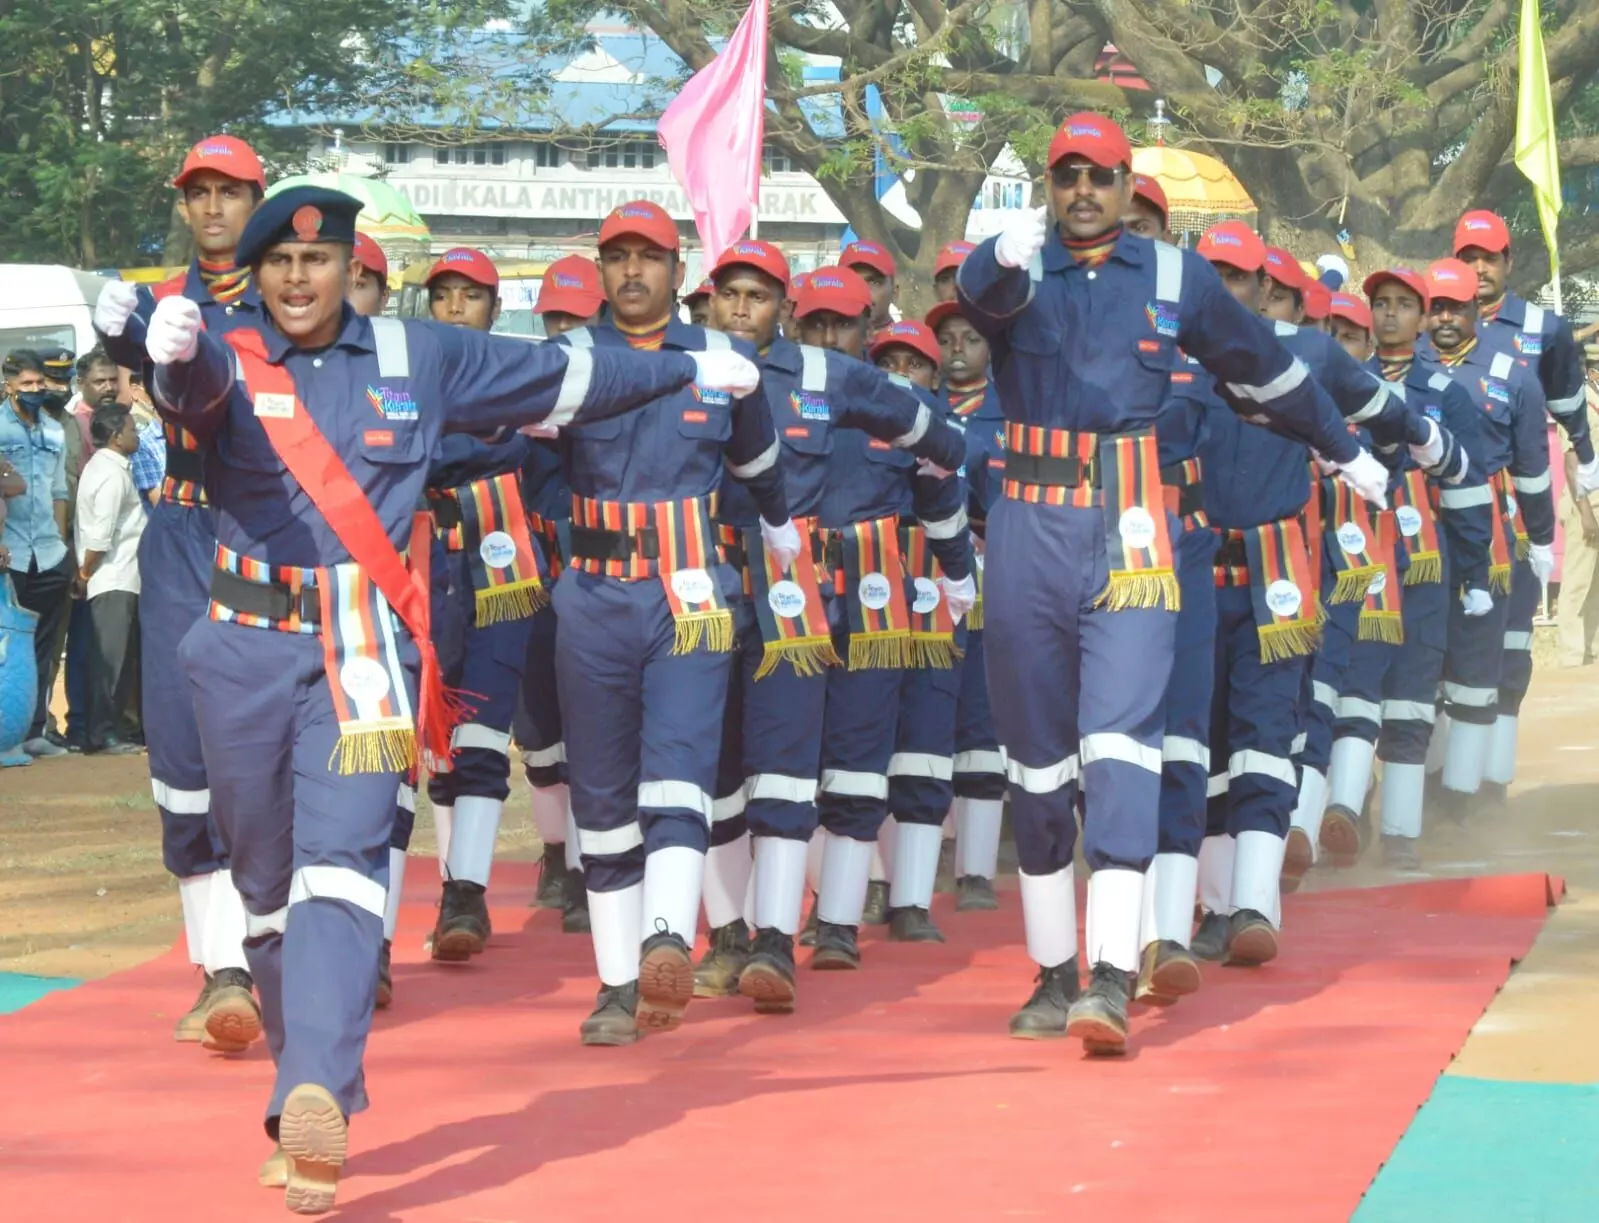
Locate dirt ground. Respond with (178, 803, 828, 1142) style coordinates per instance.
(4, 631, 1596, 1081)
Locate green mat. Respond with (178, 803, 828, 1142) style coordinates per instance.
(0, 972, 81, 1015)
(1356, 1075, 1599, 1221)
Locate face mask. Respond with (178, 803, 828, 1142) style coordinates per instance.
(14, 390, 50, 415)
(40, 389, 69, 413)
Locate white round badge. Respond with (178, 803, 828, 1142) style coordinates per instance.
(339, 656, 392, 703)
(912, 576, 941, 615)
(767, 579, 806, 620)
(479, 530, 518, 570)
(1336, 521, 1367, 554)
(1265, 579, 1303, 618)
(1118, 505, 1157, 550)
(1395, 505, 1423, 538)
(670, 567, 715, 606)
(858, 572, 892, 611)
(1368, 569, 1388, 596)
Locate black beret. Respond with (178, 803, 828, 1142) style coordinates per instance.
(236, 186, 363, 268)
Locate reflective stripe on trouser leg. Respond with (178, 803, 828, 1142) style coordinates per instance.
(739, 621, 827, 840)
(1379, 580, 1448, 767)
(1159, 526, 1219, 858)
(952, 628, 1006, 800)
(817, 658, 902, 842)
(1380, 761, 1427, 839)
(1442, 589, 1507, 726)
(888, 641, 963, 825)
(142, 501, 224, 878)
(1332, 635, 1393, 746)
(1298, 596, 1358, 772)
(1018, 865, 1076, 968)
(1215, 586, 1309, 839)
(515, 603, 566, 787)
(1497, 556, 1537, 714)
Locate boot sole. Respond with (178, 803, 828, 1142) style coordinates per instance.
(739, 960, 797, 1014)
(888, 928, 946, 944)
(278, 1084, 346, 1215)
(1320, 808, 1361, 865)
(1147, 953, 1201, 1001)
(1008, 1021, 1068, 1040)
(1226, 923, 1279, 966)
(174, 1015, 207, 1042)
(1066, 1011, 1127, 1055)
(1281, 827, 1314, 893)
(430, 925, 486, 962)
(692, 970, 744, 999)
(580, 1023, 639, 1047)
(955, 894, 1000, 913)
(810, 948, 860, 970)
(202, 988, 262, 1053)
(637, 943, 695, 1032)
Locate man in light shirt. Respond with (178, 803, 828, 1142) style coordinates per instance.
(75, 404, 146, 755)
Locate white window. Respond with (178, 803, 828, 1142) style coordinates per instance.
(763, 147, 792, 174)
(587, 141, 656, 170)
(532, 142, 561, 169)
(435, 147, 451, 167)
(383, 143, 410, 166)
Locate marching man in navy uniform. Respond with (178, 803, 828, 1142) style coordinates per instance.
(131, 186, 760, 1212)
(957, 114, 1391, 1053)
(550, 202, 796, 1048)
(93, 134, 267, 1053)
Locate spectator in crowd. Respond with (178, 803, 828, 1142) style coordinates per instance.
(1558, 350, 1599, 667)
(75, 404, 146, 755)
(0, 349, 73, 757)
(127, 373, 167, 509)
(71, 350, 121, 456)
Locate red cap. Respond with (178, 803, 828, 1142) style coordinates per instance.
(1131, 173, 1169, 220)
(1328, 292, 1370, 331)
(924, 300, 968, 334)
(351, 233, 387, 281)
(840, 240, 896, 278)
(598, 200, 680, 252)
(1262, 247, 1308, 293)
(793, 266, 873, 319)
(1047, 112, 1133, 170)
(1454, 210, 1511, 255)
(1196, 221, 1266, 273)
(934, 241, 976, 276)
(682, 278, 715, 303)
(869, 320, 942, 368)
(536, 255, 604, 318)
(1302, 280, 1331, 321)
(1426, 258, 1480, 305)
(790, 271, 812, 297)
(712, 238, 792, 290)
(173, 135, 265, 190)
(426, 247, 499, 290)
(1362, 267, 1430, 313)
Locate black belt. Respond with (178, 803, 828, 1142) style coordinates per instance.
(209, 566, 322, 625)
(164, 446, 204, 483)
(569, 523, 660, 562)
(1002, 450, 1095, 488)
(428, 492, 461, 530)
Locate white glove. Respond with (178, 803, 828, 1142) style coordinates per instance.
(1461, 588, 1494, 617)
(1577, 455, 1599, 497)
(1529, 541, 1555, 585)
(916, 457, 955, 479)
(761, 517, 803, 574)
(93, 279, 140, 338)
(940, 573, 977, 623)
(1408, 418, 1444, 470)
(1337, 448, 1389, 509)
(146, 295, 202, 365)
(519, 422, 560, 439)
(994, 207, 1049, 270)
(690, 350, 760, 397)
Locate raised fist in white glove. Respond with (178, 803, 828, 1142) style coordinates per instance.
(1408, 418, 1444, 470)
(761, 517, 803, 574)
(994, 207, 1049, 270)
(146, 295, 202, 365)
(690, 350, 760, 397)
(1337, 448, 1389, 509)
(940, 572, 977, 623)
(94, 279, 140, 338)
(1577, 455, 1599, 497)
(1529, 541, 1555, 585)
(1461, 588, 1494, 617)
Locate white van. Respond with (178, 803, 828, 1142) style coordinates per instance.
(0, 264, 113, 363)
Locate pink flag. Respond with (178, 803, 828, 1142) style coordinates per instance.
(657, 1, 768, 260)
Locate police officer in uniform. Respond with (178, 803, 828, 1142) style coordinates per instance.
(93, 134, 267, 1053)
(957, 115, 1391, 1053)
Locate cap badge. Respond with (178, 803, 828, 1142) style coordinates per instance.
(291, 206, 323, 242)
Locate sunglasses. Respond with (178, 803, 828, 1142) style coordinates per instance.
(1052, 163, 1123, 189)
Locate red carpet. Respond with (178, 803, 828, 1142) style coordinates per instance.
(0, 868, 1555, 1222)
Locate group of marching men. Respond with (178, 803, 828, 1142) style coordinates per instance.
(87, 114, 1596, 1213)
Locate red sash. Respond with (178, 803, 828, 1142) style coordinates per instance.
(223, 329, 454, 767)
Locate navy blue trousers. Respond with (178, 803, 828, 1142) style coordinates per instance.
(1158, 524, 1220, 857)
(890, 624, 967, 827)
(1444, 589, 1509, 726)
(952, 624, 1005, 799)
(1499, 556, 1537, 715)
(984, 500, 1175, 875)
(1300, 594, 1359, 774)
(514, 604, 565, 788)
(1378, 579, 1449, 765)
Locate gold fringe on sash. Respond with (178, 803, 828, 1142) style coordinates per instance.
(1097, 570, 1182, 613)
(329, 724, 417, 777)
(672, 608, 735, 657)
(849, 632, 908, 672)
(1403, 553, 1442, 585)
(475, 580, 548, 626)
(1357, 609, 1405, 644)
(755, 637, 841, 681)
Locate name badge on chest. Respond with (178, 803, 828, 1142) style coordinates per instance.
(253, 392, 296, 419)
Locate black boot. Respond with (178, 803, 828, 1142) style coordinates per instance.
(1190, 911, 1230, 962)
(811, 920, 861, 970)
(1008, 959, 1081, 1039)
(533, 849, 568, 909)
(375, 940, 393, 1010)
(637, 925, 694, 1033)
(561, 871, 591, 934)
(580, 981, 639, 1047)
(431, 879, 490, 961)
(1224, 909, 1279, 966)
(888, 905, 945, 943)
(693, 920, 751, 998)
(1065, 962, 1131, 1054)
(202, 967, 262, 1052)
(739, 927, 798, 1014)
(861, 880, 890, 926)
(174, 972, 216, 1043)
(955, 875, 999, 912)
(1136, 939, 1201, 1006)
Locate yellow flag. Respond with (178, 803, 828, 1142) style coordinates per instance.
(1515, 0, 1561, 280)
